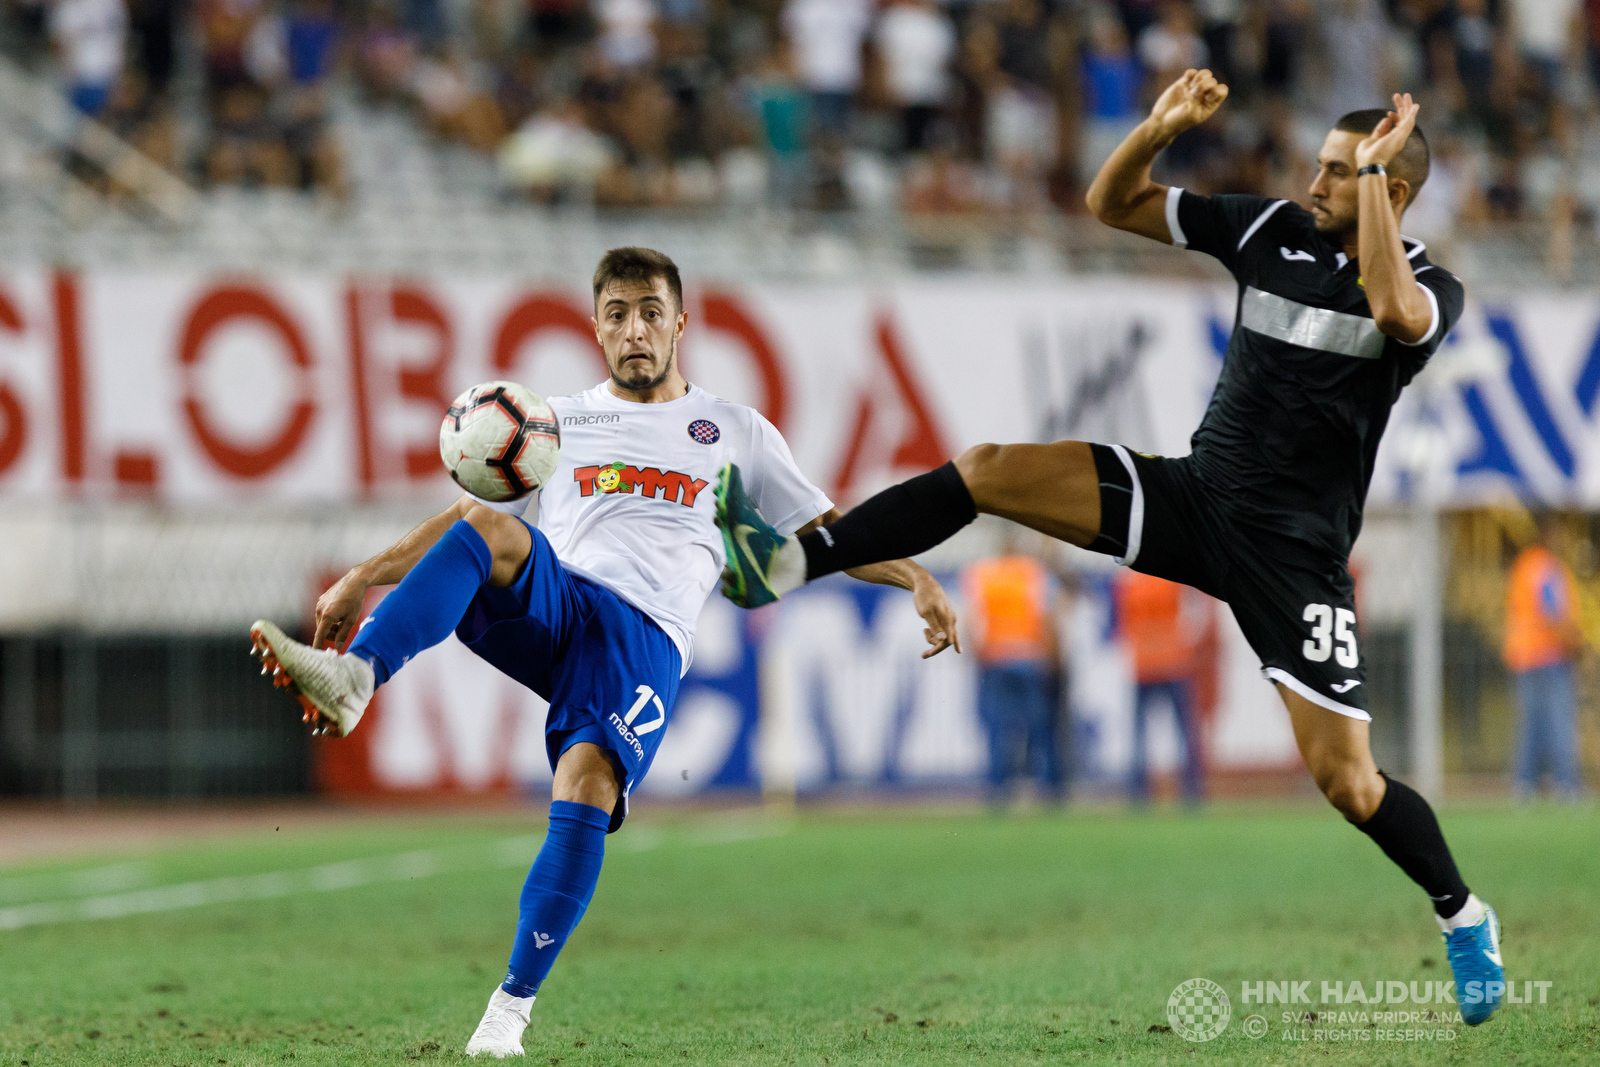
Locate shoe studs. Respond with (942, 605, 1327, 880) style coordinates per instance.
(250, 624, 334, 736)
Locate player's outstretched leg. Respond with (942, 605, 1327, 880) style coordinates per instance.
(348, 511, 529, 687)
(251, 507, 529, 735)
(715, 442, 1103, 606)
(467, 743, 618, 1058)
(1282, 689, 1504, 1025)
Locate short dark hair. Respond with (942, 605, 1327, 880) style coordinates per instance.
(1334, 109, 1430, 205)
(593, 247, 683, 311)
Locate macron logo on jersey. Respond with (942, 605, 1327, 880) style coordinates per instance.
(574, 462, 709, 507)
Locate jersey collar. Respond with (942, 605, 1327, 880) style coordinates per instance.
(592, 380, 701, 409)
(1332, 235, 1425, 273)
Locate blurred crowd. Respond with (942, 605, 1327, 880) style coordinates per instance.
(7, 0, 1600, 223)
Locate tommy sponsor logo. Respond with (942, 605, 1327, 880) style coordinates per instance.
(532, 932, 554, 949)
(575, 463, 709, 506)
(564, 413, 621, 425)
(608, 685, 667, 760)
(1281, 247, 1317, 262)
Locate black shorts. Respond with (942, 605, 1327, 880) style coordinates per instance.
(1087, 444, 1369, 720)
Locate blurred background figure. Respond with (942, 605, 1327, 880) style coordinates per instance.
(49, 0, 126, 117)
(874, 0, 955, 156)
(1315, 0, 1391, 126)
(1502, 515, 1587, 801)
(784, 0, 871, 202)
(1114, 570, 1211, 806)
(745, 37, 810, 207)
(962, 528, 1065, 809)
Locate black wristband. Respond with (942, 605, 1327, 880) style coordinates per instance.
(1358, 163, 1386, 177)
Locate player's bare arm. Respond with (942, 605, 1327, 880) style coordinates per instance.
(1085, 69, 1228, 241)
(797, 508, 961, 657)
(312, 495, 533, 649)
(1352, 94, 1434, 343)
(313, 497, 475, 649)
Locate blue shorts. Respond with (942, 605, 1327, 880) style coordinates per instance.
(454, 522, 682, 831)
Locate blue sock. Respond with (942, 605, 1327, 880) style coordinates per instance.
(501, 800, 610, 999)
(347, 520, 493, 687)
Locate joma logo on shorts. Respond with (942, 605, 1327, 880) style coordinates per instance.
(574, 463, 709, 506)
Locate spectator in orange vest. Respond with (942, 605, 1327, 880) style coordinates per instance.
(1113, 569, 1211, 804)
(1503, 515, 1586, 800)
(962, 531, 1063, 806)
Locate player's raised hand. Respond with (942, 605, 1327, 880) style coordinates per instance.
(1148, 69, 1228, 141)
(1355, 93, 1420, 168)
(314, 569, 370, 650)
(912, 575, 961, 658)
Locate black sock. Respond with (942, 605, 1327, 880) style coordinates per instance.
(799, 462, 977, 579)
(1356, 772, 1471, 918)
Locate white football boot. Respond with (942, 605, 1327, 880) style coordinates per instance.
(465, 988, 534, 1058)
(248, 620, 374, 737)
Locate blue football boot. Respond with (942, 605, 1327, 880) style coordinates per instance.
(714, 462, 792, 609)
(1443, 899, 1504, 1025)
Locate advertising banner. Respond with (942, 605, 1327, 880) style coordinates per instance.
(4, 271, 1597, 508)
(4, 270, 1596, 793)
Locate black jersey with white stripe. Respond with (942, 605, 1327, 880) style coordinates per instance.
(1167, 187, 1466, 559)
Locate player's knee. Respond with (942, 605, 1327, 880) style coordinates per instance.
(954, 443, 1003, 497)
(462, 504, 531, 578)
(553, 741, 623, 804)
(463, 503, 517, 553)
(554, 770, 619, 812)
(1318, 763, 1384, 822)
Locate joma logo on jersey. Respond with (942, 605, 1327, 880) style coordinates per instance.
(574, 463, 708, 506)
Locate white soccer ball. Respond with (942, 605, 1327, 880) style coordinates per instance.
(439, 381, 560, 501)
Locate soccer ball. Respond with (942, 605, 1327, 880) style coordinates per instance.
(439, 381, 561, 501)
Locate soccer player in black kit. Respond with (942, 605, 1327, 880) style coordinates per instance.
(717, 70, 1507, 1024)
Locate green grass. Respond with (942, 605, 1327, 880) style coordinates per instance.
(1, 802, 1596, 1065)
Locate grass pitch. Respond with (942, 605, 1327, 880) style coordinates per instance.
(0, 802, 1595, 1066)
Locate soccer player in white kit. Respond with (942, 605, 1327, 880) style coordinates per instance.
(248, 248, 960, 1058)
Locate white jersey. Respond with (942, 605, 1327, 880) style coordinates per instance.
(482, 382, 832, 669)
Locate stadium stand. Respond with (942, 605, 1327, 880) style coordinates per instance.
(0, 0, 1597, 281)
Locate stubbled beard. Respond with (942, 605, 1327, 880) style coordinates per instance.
(610, 338, 676, 393)
(1313, 209, 1358, 239)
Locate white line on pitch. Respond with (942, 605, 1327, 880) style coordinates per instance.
(0, 861, 155, 905)
(0, 845, 514, 932)
(0, 818, 791, 932)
